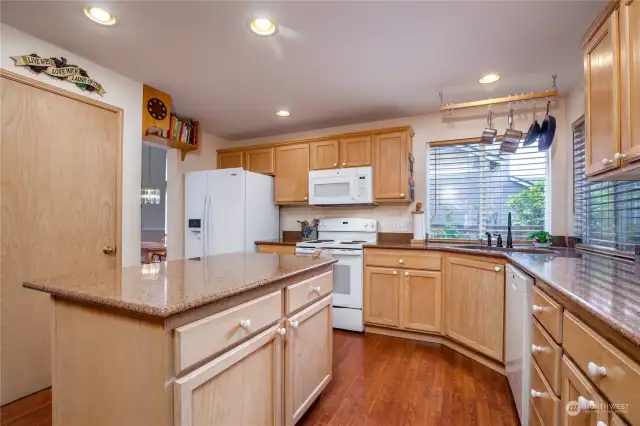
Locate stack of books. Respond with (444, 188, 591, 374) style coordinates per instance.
(168, 116, 198, 145)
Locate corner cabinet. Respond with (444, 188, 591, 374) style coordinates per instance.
(174, 323, 284, 426)
(444, 257, 504, 362)
(284, 295, 333, 426)
(275, 143, 310, 204)
(372, 130, 414, 202)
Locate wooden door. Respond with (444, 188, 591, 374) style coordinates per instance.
(621, 0, 640, 164)
(339, 136, 371, 168)
(585, 11, 621, 176)
(285, 295, 332, 426)
(275, 144, 309, 203)
(401, 270, 441, 333)
(364, 267, 400, 327)
(218, 151, 244, 169)
(245, 147, 275, 175)
(309, 139, 339, 170)
(561, 356, 604, 426)
(373, 131, 410, 201)
(444, 257, 504, 361)
(174, 324, 283, 426)
(0, 74, 120, 405)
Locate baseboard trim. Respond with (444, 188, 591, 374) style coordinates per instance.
(365, 325, 506, 376)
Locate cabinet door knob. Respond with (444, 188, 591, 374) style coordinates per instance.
(342, 162, 346, 166)
(587, 361, 607, 377)
(530, 389, 543, 398)
(578, 396, 595, 410)
(404, 272, 409, 276)
(400, 193, 405, 197)
(393, 271, 397, 275)
(310, 286, 321, 294)
(601, 158, 613, 166)
(103, 244, 116, 255)
(289, 320, 299, 329)
(277, 327, 286, 336)
(613, 152, 626, 161)
(333, 163, 337, 167)
(531, 344, 546, 353)
(597, 421, 608, 426)
(494, 266, 501, 272)
(398, 259, 404, 264)
(239, 319, 251, 330)
(532, 304, 545, 314)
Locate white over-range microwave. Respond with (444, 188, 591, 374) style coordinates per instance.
(308, 166, 373, 206)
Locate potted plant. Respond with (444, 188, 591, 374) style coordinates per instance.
(527, 231, 557, 248)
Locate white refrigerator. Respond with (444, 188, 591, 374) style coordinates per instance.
(184, 168, 279, 258)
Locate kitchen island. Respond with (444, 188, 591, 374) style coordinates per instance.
(24, 252, 337, 426)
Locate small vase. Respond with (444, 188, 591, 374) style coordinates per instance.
(532, 241, 552, 248)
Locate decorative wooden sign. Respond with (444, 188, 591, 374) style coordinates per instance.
(10, 53, 105, 96)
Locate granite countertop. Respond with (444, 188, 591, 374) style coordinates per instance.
(23, 253, 336, 318)
(365, 242, 640, 347)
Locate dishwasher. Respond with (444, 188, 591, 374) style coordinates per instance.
(505, 264, 534, 426)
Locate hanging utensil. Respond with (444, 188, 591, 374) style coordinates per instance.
(523, 101, 541, 146)
(480, 106, 497, 144)
(500, 104, 522, 154)
(538, 99, 556, 152)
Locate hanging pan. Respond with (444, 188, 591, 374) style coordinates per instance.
(499, 105, 522, 154)
(538, 99, 556, 152)
(523, 101, 541, 146)
(480, 106, 497, 144)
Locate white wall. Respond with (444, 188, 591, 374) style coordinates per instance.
(235, 100, 570, 236)
(1, 24, 143, 266)
(166, 131, 232, 260)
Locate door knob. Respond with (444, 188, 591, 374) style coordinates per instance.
(404, 272, 409, 276)
(400, 193, 405, 197)
(342, 162, 346, 166)
(289, 320, 299, 329)
(613, 152, 626, 161)
(532, 304, 545, 314)
(393, 271, 397, 275)
(103, 244, 116, 255)
(333, 163, 337, 167)
(530, 389, 543, 398)
(277, 328, 286, 336)
(304, 196, 308, 201)
(239, 319, 252, 330)
(601, 158, 613, 166)
(494, 266, 501, 272)
(398, 259, 404, 264)
(587, 361, 607, 377)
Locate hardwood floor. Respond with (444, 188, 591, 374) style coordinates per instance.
(0, 331, 518, 426)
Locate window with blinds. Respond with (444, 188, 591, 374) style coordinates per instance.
(573, 119, 640, 252)
(429, 142, 548, 241)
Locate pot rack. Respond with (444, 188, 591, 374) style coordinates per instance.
(439, 74, 558, 113)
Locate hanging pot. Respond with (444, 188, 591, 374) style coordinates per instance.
(523, 101, 541, 146)
(538, 100, 556, 152)
(480, 107, 497, 144)
(500, 105, 522, 154)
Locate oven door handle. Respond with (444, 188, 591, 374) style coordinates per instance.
(327, 250, 363, 256)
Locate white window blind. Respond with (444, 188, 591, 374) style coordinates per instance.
(573, 119, 640, 252)
(429, 141, 548, 240)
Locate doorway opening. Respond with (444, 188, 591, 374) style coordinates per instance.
(141, 145, 167, 264)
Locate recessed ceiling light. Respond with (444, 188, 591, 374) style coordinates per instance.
(84, 6, 117, 26)
(250, 18, 277, 36)
(479, 74, 500, 84)
(275, 110, 290, 117)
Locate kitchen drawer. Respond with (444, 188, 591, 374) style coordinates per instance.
(256, 244, 296, 255)
(532, 286, 563, 344)
(364, 249, 441, 271)
(532, 318, 563, 396)
(286, 271, 333, 314)
(563, 312, 640, 425)
(174, 291, 282, 375)
(561, 355, 605, 426)
(530, 358, 560, 426)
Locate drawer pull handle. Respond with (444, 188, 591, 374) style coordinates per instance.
(404, 272, 409, 276)
(494, 266, 501, 272)
(342, 162, 346, 166)
(532, 305, 545, 314)
(289, 320, 299, 329)
(393, 271, 398, 275)
(277, 327, 287, 337)
(333, 163, 338, 167)
(531, 344, 547, 354)
(398, 259, 404, 264)
(578, 396, 595, 410)
(310, 286, 321, 294)
(530, 389, 544, 398)
(239, 319, 252, 330)
(597, 422, 608, 426)
(400, 193, 405, 197)
(587, 362, 607, 377)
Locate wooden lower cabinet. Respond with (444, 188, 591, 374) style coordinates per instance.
(401, 270, 441, 333)
(364, 267, 400, 327)
(285, 295, 333, 426)
(174, 323, 284, 426)
(444, 257, 505, 361)
(256, 243, 296, 255)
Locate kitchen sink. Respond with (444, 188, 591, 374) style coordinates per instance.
(449, 244, 556, 254)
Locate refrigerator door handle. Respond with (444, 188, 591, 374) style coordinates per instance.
(203, 194, 209, 257)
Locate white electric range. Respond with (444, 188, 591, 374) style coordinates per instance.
(295, 218, 377, 332)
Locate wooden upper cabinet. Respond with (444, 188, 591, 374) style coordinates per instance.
(401, 270, 441, 334)
(372, 131, 412, 202)
(218, 151, 243, 169)
(275, 143, 310, 203)
(364, 267, 400, 328)
(620, 0, 640, 164)
(245, 147, 275, 175)
(339, 136, 371, 168)
(584, 10, 621, 177)
(444, 257, 504, 362)
(309, 140, 339, 170)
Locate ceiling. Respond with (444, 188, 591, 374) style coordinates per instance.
(1, 1, 604, 141)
